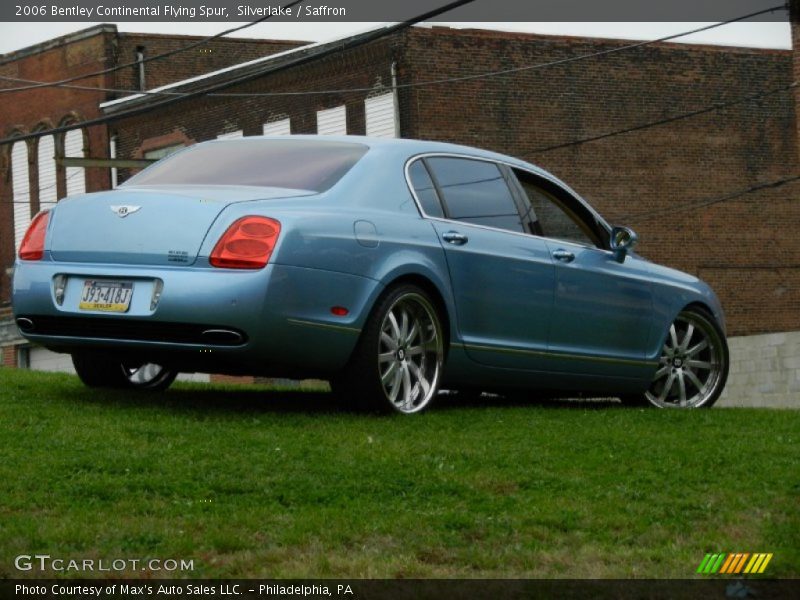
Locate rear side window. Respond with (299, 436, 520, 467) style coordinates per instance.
(408, 160, 444, 218)
(426, 157, 524, 233)
(123, 139, 368, 193)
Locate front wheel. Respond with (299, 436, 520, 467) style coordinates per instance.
(333, 284, 445, 414)
(627, 308, 728, 408)
(72, 353, 177, 392)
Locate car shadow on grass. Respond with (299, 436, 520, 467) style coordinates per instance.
(61, 382, 342, 415)
(59, 380, 624, 416)
(434, 390, 624, 411)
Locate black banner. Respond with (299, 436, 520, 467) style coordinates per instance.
(4, 579, 800, 600)
(0, 0, 791, 23)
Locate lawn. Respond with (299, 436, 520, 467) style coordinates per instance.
(0, 368, 797, 579)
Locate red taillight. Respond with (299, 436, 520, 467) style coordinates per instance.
(19, 211, 50, 261)
(210, 216, 281, 269)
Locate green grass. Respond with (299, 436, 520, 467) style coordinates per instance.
(1, 368, 798, 579)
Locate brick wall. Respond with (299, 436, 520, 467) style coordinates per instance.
(112, 34, 303, 96)
(112, 38, 397, 178)
(2, 344, 17, 367)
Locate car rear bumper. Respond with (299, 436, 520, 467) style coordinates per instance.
(12, 260, 377, 376)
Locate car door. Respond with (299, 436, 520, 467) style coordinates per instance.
(407, 156, 555, 370)
(509, 169, 654, 377)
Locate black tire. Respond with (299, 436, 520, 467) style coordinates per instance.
(332, 284, 445, 414)
(72, 352, 177, 392)
(623, 307, 729, 408)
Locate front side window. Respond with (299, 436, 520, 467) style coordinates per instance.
(426, 157, 524, 233)
(124, 139, 368, 193)
(513, 169, 606, 248)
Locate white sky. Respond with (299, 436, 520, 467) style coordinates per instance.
(0, 21, 791, 56)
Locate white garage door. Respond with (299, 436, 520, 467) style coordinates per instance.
(29, 346, 75, 373)
(365, 93, 397, 138)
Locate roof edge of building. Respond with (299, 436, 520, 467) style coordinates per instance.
(0, 24, 118, 65)
(99, 24, 395, 114)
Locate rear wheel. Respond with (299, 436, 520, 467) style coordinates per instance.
(333, 284, 444, 414)
(72, 353, 177, 391)
(623, 308, 728, 408)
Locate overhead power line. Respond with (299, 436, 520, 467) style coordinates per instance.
(621, 174, 800, 221)
(0, 0, 308, 95)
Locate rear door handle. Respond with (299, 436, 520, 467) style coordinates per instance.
(552, 249, 575, 263)
(442, 231, 469, 245)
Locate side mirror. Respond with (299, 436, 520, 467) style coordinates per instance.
(610, 226, 638, 263)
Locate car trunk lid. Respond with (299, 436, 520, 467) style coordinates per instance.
(48, 185, 312, 266)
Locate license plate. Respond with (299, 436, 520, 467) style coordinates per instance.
(79, 280, 133, 313)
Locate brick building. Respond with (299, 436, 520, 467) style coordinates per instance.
(0, 24, 302, 367)
(2, 23, 798, 402)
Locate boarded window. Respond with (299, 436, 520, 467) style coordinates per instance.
(64, 129, 86, 197)
(263, 118, 291, 136)
(37, 135, 57, 210)
(316, 105, 346, 135)
(12, 141, 31, 251)
(365, 93, 397, 138)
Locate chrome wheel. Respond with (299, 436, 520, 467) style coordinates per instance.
(377, 292, 443, 413)
(72, 352, 177, 391)
(645, 310, 728, 408)
(123, 363, 175, 389)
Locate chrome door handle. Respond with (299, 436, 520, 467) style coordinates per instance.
(552, 249, 575, 263)
(442, 231, 469, 245)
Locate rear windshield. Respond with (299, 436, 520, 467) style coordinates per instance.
(122, 139, 368, 192)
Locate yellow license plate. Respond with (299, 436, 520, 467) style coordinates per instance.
(79, 280, 133, 312)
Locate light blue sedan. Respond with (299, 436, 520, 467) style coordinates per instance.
(12, 136, 729, 413)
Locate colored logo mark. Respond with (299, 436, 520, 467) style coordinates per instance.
(696, 553, 773, 575)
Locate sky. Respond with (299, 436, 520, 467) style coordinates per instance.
(0, 21, 792, 56)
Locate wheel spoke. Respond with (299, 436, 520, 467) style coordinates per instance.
(685, 369, 704, 392)
(380, 331, 398, 350)
(408, 361, 431, 397)
(686, 359, 712, 370)
(669, 324, 679, 350)
(680, 324, 695, 351)
(677, 371, 688, 406)
(401, 363, 412, 408)
(381, 361, 398, 385)
(406, 320, 419, 346)
(388, 368, 402, 402)
(399, 309, 409, 342)
(658, 372, 676, 403)
(378, 351, 395, 364)
(654, 365, 670, 379)
(687, 339, 708, 357)
(387, 311, 401, 340)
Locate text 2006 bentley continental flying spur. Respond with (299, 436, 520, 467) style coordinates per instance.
(12, 136, 729, 413)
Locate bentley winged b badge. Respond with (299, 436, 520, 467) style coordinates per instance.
(110, 205, 142, 218)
